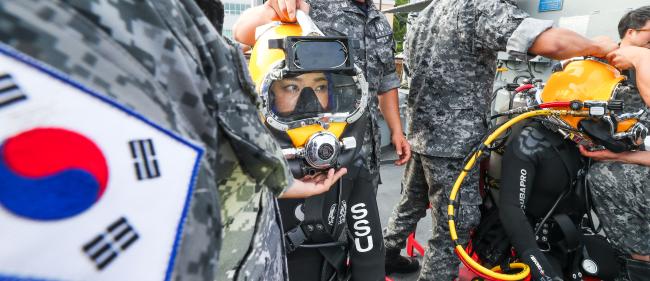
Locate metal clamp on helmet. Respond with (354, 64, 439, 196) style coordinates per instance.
(583, 101, 608, 117)
(249, 22, 369, 178)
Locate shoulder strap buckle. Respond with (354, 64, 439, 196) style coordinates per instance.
(285, 226, 307, 253)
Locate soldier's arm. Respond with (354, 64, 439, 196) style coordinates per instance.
(580, 146, 650, 166)
(528, 29, 618, 60)
(377, 26, 410, 165)
(622, 151, 650, 166)
(233, 0, 309, 46)
(474, 0, 617, 61)
(233, 5, 276, 46)
(378, 88, 411, 165)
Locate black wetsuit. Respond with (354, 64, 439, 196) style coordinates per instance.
(279, 163, 384, 281)
(500, 123, 584, 281)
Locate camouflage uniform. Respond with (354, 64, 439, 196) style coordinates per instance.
(587, 162, 650, 256)
(587, 77, 650, 258)
(401, 12, 418, 85)
(307, 0, 401, 177)
(618, 72, 650, 127)
(382, 0, 553, 279)
(384, 155, 481, 277)
(0, 1, 292, 281)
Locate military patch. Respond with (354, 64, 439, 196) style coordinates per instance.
(372, 20, 393, 39)
(0, 43, 202, 281)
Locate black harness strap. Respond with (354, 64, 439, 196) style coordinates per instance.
(548, 141, 590, 281)
(552, 213, 580, 253)
(284, 191, 328, 252)
(283, 177, 353, 281)
(317, 180, 350, 281)
(533, 140, 581, 237)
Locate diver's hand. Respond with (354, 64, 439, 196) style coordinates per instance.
(279, 168, 347, 198)
(606, 46, 647, 70)
(392, 133, 411, 166)
(266, 0, 310, 23)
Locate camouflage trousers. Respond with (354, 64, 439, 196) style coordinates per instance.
(587, 161, 650, 257)
(383, 153, 481, 281)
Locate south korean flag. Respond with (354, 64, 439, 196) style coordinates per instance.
(0, 44, 202, 281)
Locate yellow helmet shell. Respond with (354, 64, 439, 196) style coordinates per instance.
(249, 23, 302, 89)
(540, 59, 625, 129)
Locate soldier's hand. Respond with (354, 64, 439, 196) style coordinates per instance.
(590, 36, 618, 58)
(391, 133, 411, 166)
(266, 0, 310, 23)
(579, 145, 627, 162)
(606, 46, 647, 70)
(280, 168, 347, 198)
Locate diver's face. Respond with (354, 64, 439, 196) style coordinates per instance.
(271, 72, 329, 114)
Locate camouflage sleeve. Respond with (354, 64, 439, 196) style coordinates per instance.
(378, 37, 400, 94)
(473, 0, 546, 54)
(228, 43, 295, 197)
(378, 72, 400, 94)
(180, 0, 294, 197)
(267, 145, 295, 197)
(232, 46, 295, 196)
(506, 18, 554, 60)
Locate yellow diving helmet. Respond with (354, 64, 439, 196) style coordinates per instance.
(536, 57, 647, 152)
(249, 15, 369, 177)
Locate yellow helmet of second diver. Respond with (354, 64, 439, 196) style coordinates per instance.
(537, 57, 647, 152)
(248, 18, 369, 177)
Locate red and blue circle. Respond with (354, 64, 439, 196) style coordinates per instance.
(0, 128, 108, 221)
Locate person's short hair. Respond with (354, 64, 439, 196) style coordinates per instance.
(618, 6, 650, 39)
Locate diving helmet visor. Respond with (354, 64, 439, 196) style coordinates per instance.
(266, 71, 366, 124)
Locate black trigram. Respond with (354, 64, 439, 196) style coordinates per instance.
(82, 217, 139, 270)
(0, 73, 27, 108)
(129, 139, 161, 180)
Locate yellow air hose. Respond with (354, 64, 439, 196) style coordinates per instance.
(447, 109, 588, 281)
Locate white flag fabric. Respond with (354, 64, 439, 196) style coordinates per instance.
(0, 44, 202, 281)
